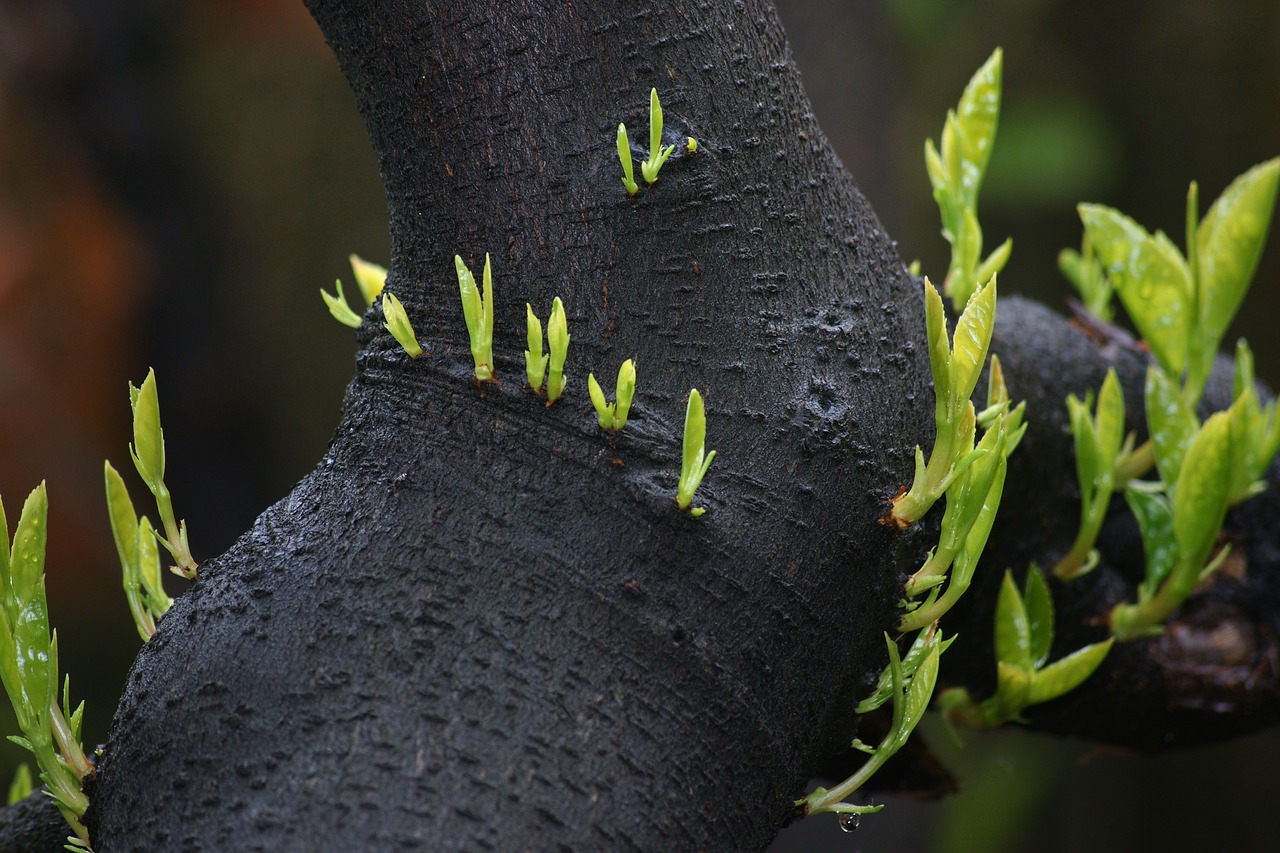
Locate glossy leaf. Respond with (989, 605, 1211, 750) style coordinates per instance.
(993, 570, 1031, 671)
(1124, 486, 1177, 597)
(1145, 366, 1197, 488)
(1080, 204, 1191, 376)
(381, 293, 424, 359)
(951, 48, 1002, 205)
(1026, 639, 1114, 705)
(321, 280, 362, 328)
(617, 124, 638, 196)
(1173, 411, 1233, 567)
(129, 369, 165, 492)
(546, 297, 570, 403)
(677, 390, 716, 513)
(1023, 566, 1055, 669)
(1196, 158, 1280, 345)
(950, 277, 998, 405)
(525, 304, 548, 392)
(924, 279, 952, 419)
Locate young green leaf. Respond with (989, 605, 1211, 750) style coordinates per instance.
(1145, 366, 1198, 488)
(588, 359, 637, 431)
(1195, 158, 1280, 347)
(1125, 486, 1177, 600)
(617, 124, 638, 196)
(640, 88, 676, 185)
(1172, 411, 1233, 567)
(129, 369, 165, 495)
(455, 254, 495, 381)
(525, 304, 548, 393)
(321, 279, 363, 328)
(993, 570, 1032, 672)
(348, 253, 387, 307)
(1026, 639, 1114, 705)
(381, 292, 424, 359)
(546, 297, 570, 403)
(1023, 566, 1054, 669)
(1078, 204, 1192, 378)
(676, 389, 716, 516)
(950, 277, 998, 407)
(6, 763, 31, 806)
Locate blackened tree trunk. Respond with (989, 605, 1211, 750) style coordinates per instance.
(4, 1, 1278, 850)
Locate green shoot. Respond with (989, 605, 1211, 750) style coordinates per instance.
(802, 631, 943, 823)
(6, 762, 32, 805)
(546, 297, 570, 403)
(1110, 410, 1236, 640)
(1, 485, 93, 849)
(1052, 369, 1127, 581)
(588, 359, 637, 431)
(617, 124, 639, 196)
(525, 303, 548, 393)
(685, 137, 698, 154)
(925, 48, 1011, 310)
(455, 254, 495, 382)
(126, 369, 197, 580)
(105, 462, 172, 641)
(320, 279, 362, 328)
(381, 292, 424, 359)
(348, 253, 386, 306)
(886, 276, 998, 529)
(939, 567, 1113, 729)
(640, 88, 676, 185)
(676, 389, 716, 516)
(1228, 340, 1280, 505)
(1058, 232, 1112, 322)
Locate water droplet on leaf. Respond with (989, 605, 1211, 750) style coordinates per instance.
(838, 813, 861, 833)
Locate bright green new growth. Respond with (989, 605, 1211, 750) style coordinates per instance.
(925, 48, 1012, 311)
(640, 88, 676, 185)
(1079, 157, 1280, 407)
(0, 485, 93, 849)
(381, 292, 424, 359)
(524, 304, 548, 392)
(127, 369, 198, 580)
(320, 254, 387, 328)
(887, 276, 999, 529)
(685, 137, 698, 154)
(1052, 369, 1128, 581)
(455, 254, 495, 381)
(546, 297, 570, 403)
(6, 762, 32, 805)
(1058, 232, 1113, 322)
(802, 631, 943, 823)
(616, 124, 639, 196)
(348, 253, 387, 306)
(105, 461, 172, 641)
(899, 357, 1025, 633)
(676, 389, 716, 516)
(588, 359, 637, 431)
(939, 567, 1113, 729)
(321, 279, 362, 328)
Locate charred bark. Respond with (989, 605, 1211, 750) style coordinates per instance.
(4, 1, 1279, 850)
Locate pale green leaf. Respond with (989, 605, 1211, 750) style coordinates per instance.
(951, 48, 1002, 205)
(1027, 639, 1113, 705)
(1124, 486, 1177, 596)
(1144, 366, 1198, 488)
(1080, 204, 1191, 376)
(129, 369, 165, 490)
(950, 277, 997, 404)
(321, 280, 362, 328)
(993, 570, 1031, 671)
(1095, 369, 1126, 464)
(1173, 412, 1233, 567)
(348, 254, 386, 307)
(1023, 565, 1055, 669)
(1196, 158, 1280, 344)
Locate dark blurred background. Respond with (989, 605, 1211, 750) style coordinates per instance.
(0, 1, 1276, 850)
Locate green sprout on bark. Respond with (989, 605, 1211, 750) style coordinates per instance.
(676, 389, 716, 516)
(1052, 369, 1128, 581)
(885, 276, 998, 529)
(546, 297, 570, 403)
(381, 292, 424, 359)
(641, 88, 676, 185)
(588, 359, 637, 432)
(685, 137, 698, 155)
(617, 124, 639, 196)
(105, 462, 172, 641)
(123, 369, 197, 580)
(321, 254, 387, 328)
(938, 567, 1113, 729)
(801, 631, 943, 826)
(525, 303, 548, 393)
(1, 484, 93, 850)
(455, 254, 495, 382)
(925, 48, 1011, 311)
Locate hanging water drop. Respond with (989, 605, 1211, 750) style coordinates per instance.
(838, 812, 861, 833)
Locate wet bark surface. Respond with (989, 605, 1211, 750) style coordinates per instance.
(4, 1, 1279, 850)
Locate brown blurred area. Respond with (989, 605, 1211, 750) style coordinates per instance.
(0, 1, 1277, 851)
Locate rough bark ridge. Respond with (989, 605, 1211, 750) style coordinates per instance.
(3, 1, 1278, 850)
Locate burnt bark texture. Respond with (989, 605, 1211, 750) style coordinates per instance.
(4, 1, 1279, 850)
